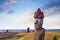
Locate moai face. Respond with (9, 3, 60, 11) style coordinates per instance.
(35, 18, 43, 29)
(35, 18, 43, 25)
(34, 8, 44, 30)
(38, 18, 43, 25)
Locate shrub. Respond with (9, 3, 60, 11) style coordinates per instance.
(52, 35, 57, 40)
(16, 35, 23, 39)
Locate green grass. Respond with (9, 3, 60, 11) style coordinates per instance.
(52, 35, 57, 40)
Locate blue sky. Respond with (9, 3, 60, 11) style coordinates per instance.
(0, 0, 60, 30)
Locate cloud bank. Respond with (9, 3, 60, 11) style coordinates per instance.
(43, 0, 60, 16)
(0, 0, 16, 11)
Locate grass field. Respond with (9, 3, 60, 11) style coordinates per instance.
(0, 32, 60, 40)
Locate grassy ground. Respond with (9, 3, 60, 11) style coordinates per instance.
(0, 32, 60, 40)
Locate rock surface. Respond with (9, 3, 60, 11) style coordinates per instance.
(34, 8, 45, 40)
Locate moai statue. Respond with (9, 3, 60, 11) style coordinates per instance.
(6, 30, 8, 32)
(27, 27, 30, 33)
(34, 8, 45, 40)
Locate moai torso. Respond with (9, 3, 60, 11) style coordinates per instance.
(34, 8, 45, 40)
(34, 28, 45, 40)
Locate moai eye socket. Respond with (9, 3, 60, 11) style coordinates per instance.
(38, 19, 43, 25)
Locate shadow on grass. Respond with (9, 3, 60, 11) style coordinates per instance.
(0, 36, 14, 40)
(15, 35, 24, 39)
(0, 35, 24, 40)
(0, 35, 25, 40)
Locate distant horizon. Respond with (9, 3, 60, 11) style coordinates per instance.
(0, 29, 60, 32)
(0, 28, 60, 30)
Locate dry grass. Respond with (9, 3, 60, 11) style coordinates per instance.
(19, 32, 60, 40)
(45, 32, 60, 40)
(0, 32, 60, 40)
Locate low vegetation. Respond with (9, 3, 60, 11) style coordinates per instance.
(0, 32, 60, 40)
(52, 35, 57, 40)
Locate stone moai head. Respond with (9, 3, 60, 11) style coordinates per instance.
(34, 8, 44, 29)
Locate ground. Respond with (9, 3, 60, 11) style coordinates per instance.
(0, 32, 60, 40)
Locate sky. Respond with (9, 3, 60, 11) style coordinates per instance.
(0, 0, 60, 30)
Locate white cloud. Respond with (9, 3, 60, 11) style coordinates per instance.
(43, 7, 60, 29)
(24, 9, 34, 16)
(44, 7, 60, 16)
(43, 14, 60, 29)
(0, 9, 35, 29)
(0, 8, 60, 29)
(0, 0, 16, 11)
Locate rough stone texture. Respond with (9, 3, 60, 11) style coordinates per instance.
(34, 28, 45, 40)
(34, 8, 45, 40)
(34, 8, 44, 18)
